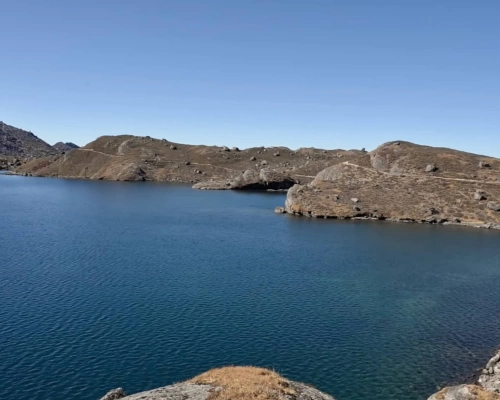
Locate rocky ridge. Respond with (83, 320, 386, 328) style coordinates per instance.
(283, 141, 500, 229)
(98, 366, 336, 400)
(15, 133, 363, 184)
(0, 121, 56, 161)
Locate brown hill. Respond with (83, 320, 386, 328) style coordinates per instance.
(16, 134, 364, 184)
(0, 121, 56, 159)
(284, 141, 500, 229)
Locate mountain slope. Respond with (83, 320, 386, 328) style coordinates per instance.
(0, 121, 56, 158)
(16, 134, 364, 183)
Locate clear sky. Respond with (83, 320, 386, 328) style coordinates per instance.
(1, 1, 499, 155)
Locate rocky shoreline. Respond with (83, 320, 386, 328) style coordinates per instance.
(97, 351, 500, 400)
(428, 349, 500, 399)
(281, 141, 500, 231)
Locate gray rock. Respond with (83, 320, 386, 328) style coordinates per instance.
(185, 161, 191, 165)
(170, 145, 177, 150)
(250, 156, 256, 161)
(99, 388, 126, 400)
(351, 198, 359, 203)
(474, 190, 488, 200)
(425, 164, 438, 172)
(261, 160, 268, 166)
(427, 384, 497, 400)
(104, 380, 336, 400)
(275, 206, 286, 214)
(353, 206, 361, 212)
(479, 161, 491, 168)
(487, 202, 500, 211)
(222, 146, 230, 151)
(231, 147, 240, 152)
(486, 353, 500, 369)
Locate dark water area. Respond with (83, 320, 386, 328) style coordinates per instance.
(1, 175, 500, 400)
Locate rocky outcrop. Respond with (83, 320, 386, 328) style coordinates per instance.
(99, 367, 336, 400)
(194, 169, 297, 191)
(284, 141, 500, 229)
(428, 385, 500, 400)
(428, 350, 500, 399)
(479, 351, 500, 392)
(0, 121, 56, 159)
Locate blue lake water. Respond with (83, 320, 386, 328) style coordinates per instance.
(1, 175, 500, 400)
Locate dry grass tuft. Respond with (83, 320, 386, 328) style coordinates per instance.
(189, 366, 296, 400)
(470, 385, 500, 400)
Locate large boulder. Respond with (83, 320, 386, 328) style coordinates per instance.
(99, 367, 336, 400)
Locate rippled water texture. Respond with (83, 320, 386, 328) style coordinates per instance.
(1, 176, 500, 400)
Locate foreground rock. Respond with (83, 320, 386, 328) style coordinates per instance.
(428, 350, 500, 399)
(428, 385, 500, 400)
(479, 350, 500, 392)
(285, 141, 500, 229)
(99, 366, 335, 400)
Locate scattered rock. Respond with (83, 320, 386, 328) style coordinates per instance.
(275, 206, 286, 214)
(487, 202, 500, 211)
(425, 164, 438, 172)
(474, 190, 488, 200)
(222, 146, 230, 151)
(231, 147, 240, 152)
(261, 160, 268, 166)
(427, 208, 440, 215)
(250, 156, 256, 161)
(479, 161, 491, 168)
(353, 206, 361, 212)
(274, 151, 280, 156)
(170, 145, 177, 150)
(185, 161, 191, 165)
(351, 198, 359, 203)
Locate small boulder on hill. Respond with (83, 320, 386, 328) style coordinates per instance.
(474, 190, 488, 200)
(425, 164, 438, 172)
(487, 202, 500, 212)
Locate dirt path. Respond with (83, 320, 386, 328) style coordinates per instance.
(342, 161, 500, 185)
(77, 148, 124, 158)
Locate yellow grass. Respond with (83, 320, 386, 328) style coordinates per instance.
(189, 366, 296, 400)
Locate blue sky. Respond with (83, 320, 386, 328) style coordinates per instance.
(1, 0, 499, 155)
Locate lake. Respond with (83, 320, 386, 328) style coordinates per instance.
(1, 175, 500, 400)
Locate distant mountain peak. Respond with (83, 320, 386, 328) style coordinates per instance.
(0, 121, 56, 158)
(53, 142, 80, 152)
